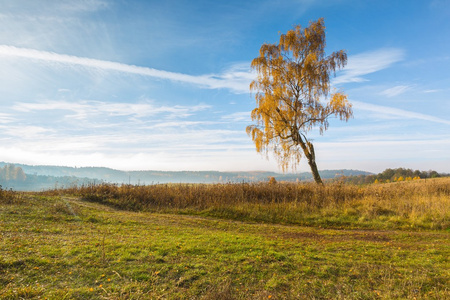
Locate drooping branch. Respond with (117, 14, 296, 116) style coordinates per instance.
(247, 18, 352, 183)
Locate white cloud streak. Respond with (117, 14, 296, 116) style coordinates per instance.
(12, 100, 211, 120)
(221, 111, 252, 122)
(380, 85, 411, 97)
(334, 48, 405, 84)
(0, 45, 252, 93)
(423, 89, 442, 93)
(0, 113, 15, 124)
(56, 0, 109, 13)
(352, 100, 450, 125)
(2, 125, 54, 139)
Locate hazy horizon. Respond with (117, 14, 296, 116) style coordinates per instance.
(2, 160, 374, 174)
(1, 1, 449, 174)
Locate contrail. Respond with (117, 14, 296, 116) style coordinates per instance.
(352, 100, 450, 125)
(0, 45, 250, 93)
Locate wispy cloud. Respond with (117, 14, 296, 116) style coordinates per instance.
(423, 89, 442, 93)
(1, 0, 109, 16)
(56, 0, 109, 13)
(0, 113, 15, 124)
(380, 85, 411, 97)
(352, 100, 450, 125)
(13, 100, 211, 120)
(334, 48, 405, 84)
(2, 125, 54, 138)
(0, 45, 252, 93)
(221, 111, 252, 122)
(148, 121, 218, 129)
(0, 125, 251, 156)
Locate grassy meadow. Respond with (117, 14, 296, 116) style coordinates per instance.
(1, 178, 449, 299)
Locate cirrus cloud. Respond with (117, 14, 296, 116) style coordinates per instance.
(334, 48, 405, 84)
(0, 45, 253, 94)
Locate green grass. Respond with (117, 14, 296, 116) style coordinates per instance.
(1, 191, 449, 299)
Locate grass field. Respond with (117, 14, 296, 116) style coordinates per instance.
(1, 179, 449, 299)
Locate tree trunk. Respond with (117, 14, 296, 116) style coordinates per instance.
(307, 155, 323, 184)
(305, 142, 323, 185)
(295, 133, 323, 185)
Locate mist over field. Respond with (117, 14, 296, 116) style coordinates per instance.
(0, 161, 373, 191)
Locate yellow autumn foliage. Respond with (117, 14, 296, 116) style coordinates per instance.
(247, 18, 352, 184)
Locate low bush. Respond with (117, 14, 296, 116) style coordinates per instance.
(0, 185, 22, 204)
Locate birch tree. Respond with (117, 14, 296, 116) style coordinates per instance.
(247, 18, 353, 184)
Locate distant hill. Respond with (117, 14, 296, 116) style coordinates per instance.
(0, 162, 372, 191)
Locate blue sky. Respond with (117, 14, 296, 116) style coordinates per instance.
(0, 0, 449, 173)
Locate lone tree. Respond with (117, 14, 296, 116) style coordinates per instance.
(246, 18, 353, 184)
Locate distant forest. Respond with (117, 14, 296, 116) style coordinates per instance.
(0, 164, 95, 191)
(331, 168, 445, 185)
(0, 164, 27, 181)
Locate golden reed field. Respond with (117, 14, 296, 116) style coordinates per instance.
(41, 177, 450, 230)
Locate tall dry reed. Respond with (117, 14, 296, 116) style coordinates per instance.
(52, 178, 450, 229)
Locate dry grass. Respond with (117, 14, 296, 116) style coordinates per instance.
(47, 177, 450, 230)
(0, 186, 24, 205)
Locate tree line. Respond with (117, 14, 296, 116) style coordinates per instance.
(0, 164, 26, 182)
(333, 168, 444, 185)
